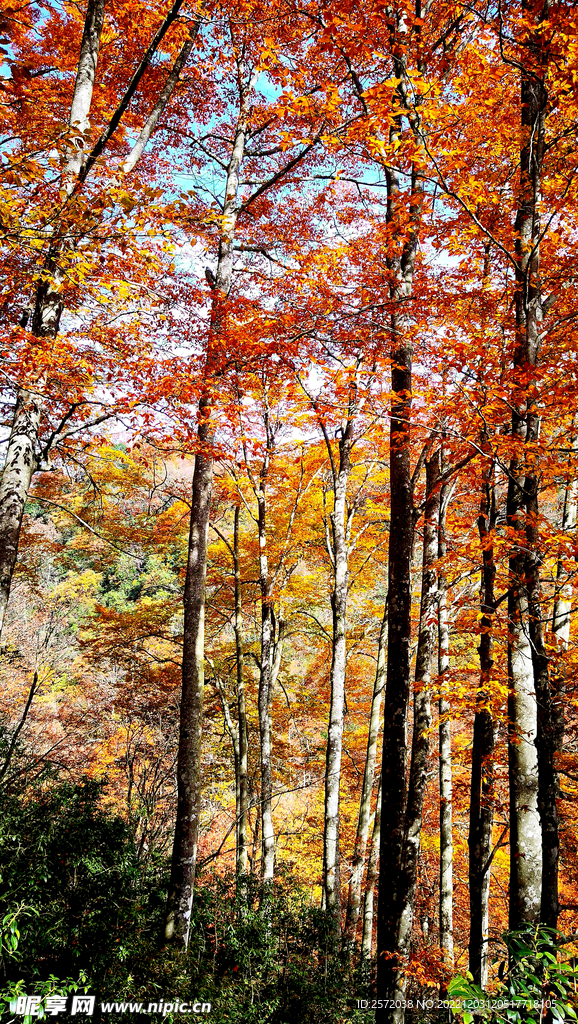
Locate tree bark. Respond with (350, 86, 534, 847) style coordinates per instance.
(322, 413, 354, 930)
(438, 477, 454, 967)
(233, 506, 249, 878)
(164, 399, 214, 946)
(362, 776, 382, 961)
(237, 391, 287, 891)
(376, 220, 417, 1024)
(507, 0, 550, 931)
(376, 19, 424, 1011)
(389, 452, 440, 1010)
(256, 407, 276, 887)
(344, 601, 387, 946)
(469, 455, 496, 986)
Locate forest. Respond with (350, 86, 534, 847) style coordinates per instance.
(1, 0, 578, 1022)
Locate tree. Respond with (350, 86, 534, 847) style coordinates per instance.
(388, 449, 441, 1009)
(163, 34, 251, 943)
(469, 448, 496, 987)
(375, 5, 427, 1015)
(438, 467, 454, 968)
(345, 602, 386, 948)
(0, 0, 199, 637)
(163, 2, 337, 943)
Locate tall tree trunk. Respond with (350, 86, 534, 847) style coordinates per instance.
(507, 0, 550, 931)
(323, 418, 353, 930)
(257, 409, 276, 887)
(164, 396, 214, 946)
(376, 24, 424, 1012)
(438, 477, 454, 967)
(469, 455, 496, 986)
(377, 211, 418, 1019)
(376, 302, 414, 1014)
(344, 602, 387, 946)
(164, 86, 250, 946)
(234, 506, 249, 878)
(551, 445, 577, 752)
(238, 390, 286, 891)
(361, 776, 382, 961)
(0, 0, 106, 638)
(388, 452, 440, 1013)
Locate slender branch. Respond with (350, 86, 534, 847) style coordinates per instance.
(79, 0, 192, 183)
(123, 28, 197, 173)
(0, 672, 39, 785)
(210, 522, 234, 558)
(29, 496, 142, 559)
(241, 135, 322, 211)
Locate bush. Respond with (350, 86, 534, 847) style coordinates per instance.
(0, 778, 162, 986)
(448, 926, 578, 1024)
(0, 779, 358, 1023)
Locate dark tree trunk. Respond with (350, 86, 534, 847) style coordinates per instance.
(389, 452, 440, 1008)
(376, 304, 414, 1013)
(234, 506, 249, 878)
(164, 394, 214, 946)
(438, 476, 454, 967)
(376, 132, 423, 1024)
(469, 455, 496, 986)
(164, 83, 251, 943)
(508, 0, 551, 931)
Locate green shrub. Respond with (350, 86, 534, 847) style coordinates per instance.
(449, 926, 578, 1024)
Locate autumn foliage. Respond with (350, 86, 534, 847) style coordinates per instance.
(1, 0, 578, 1022)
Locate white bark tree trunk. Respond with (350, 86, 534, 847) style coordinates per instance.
(508, 623, 542, 925)
(344, 603, 387, 946)
(361, 776, 382, 961)
(507, 0, 551, 930)
(323, 440, 349, 925)
(319, 383, 359, 932)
